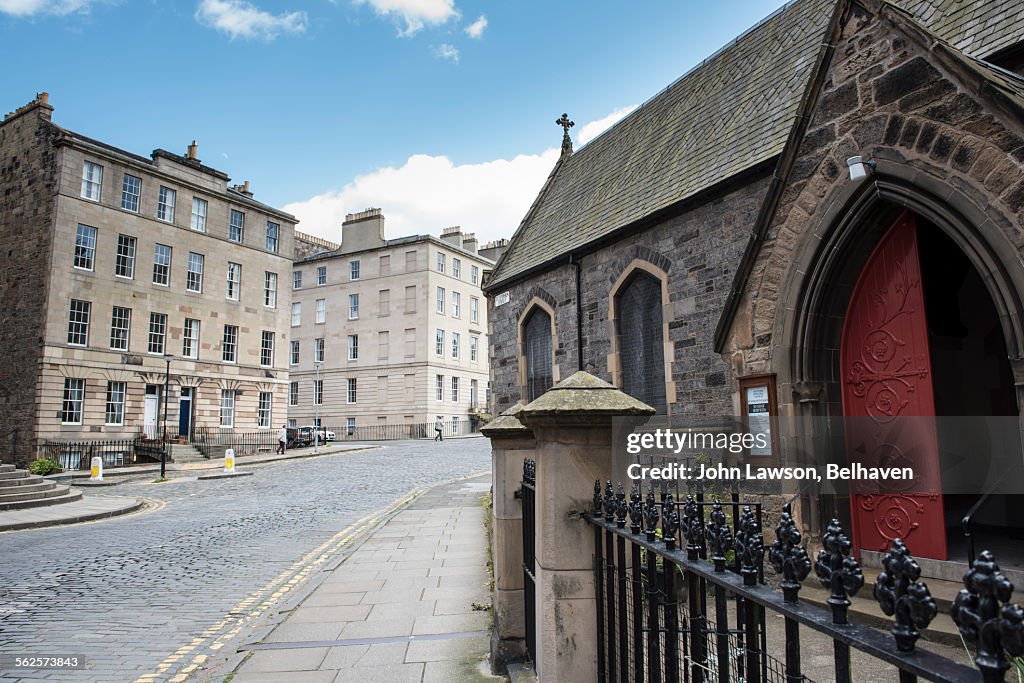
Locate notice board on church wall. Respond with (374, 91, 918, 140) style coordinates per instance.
(738, 373, 777, 460)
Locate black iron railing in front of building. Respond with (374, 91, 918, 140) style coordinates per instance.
(37, 437, 165, 471)
(193, 427, 276, 458)
(587, 479, 1024, 683)
(321, 420, 484, 442)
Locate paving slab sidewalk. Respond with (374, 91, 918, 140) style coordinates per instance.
(228, 473, 504, 683)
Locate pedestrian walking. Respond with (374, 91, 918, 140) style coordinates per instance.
(434, 416, 444, 441)
(277, 424, 287, 454)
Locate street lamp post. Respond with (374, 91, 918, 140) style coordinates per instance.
(314, 360, 322, 454)
(161, 353, 173, 479)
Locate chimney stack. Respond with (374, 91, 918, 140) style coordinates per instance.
(341, 208, 386, 253)
(440, 226, 463, 246)
(461, 232, 478, 253)
(186, 140, 199, 160)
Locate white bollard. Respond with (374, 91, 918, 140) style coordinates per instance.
(224, 448, 236, 474)
(90, 456, 103, 481)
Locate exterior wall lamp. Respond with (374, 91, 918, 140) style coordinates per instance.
(847, 155, 876, 181)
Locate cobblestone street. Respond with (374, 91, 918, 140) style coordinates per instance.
(0, 438, 490, 683)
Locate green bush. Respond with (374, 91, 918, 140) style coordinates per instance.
(28, 458, 59, 475)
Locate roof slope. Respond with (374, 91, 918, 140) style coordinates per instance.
(898, 0, 1024, 61)
(488, 0, 836, 288)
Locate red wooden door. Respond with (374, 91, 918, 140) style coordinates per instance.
(840, 211, 947, 560)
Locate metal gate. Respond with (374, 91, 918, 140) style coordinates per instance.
(519, 458, 537, 665)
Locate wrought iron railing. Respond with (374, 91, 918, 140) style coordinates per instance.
(587, 479, 1024, 683)
(324, 421, 483, 441)
(193, 427, 276, 458)
(37, 437, 165, 471)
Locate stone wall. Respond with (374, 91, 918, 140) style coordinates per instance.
(0, 100, 59, 463)
(488, 177, 770, 417)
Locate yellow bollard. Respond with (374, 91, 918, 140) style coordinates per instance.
(224, 448, 235, 474)
(90, 456, 103, 481)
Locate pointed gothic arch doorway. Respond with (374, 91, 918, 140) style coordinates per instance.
(837, 210, 1018, 561)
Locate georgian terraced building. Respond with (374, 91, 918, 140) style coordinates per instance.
(0, 94, 296, 463)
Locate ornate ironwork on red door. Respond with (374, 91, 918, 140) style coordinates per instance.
(840, 211, 947, 560)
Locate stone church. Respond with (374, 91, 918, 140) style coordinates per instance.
(483, 0, 1024, 569)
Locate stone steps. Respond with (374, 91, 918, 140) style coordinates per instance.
(0, 467, 81, 511)
(168, 444, 206, 463)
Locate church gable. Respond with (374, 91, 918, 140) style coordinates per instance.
(719, 0, 1024, 373)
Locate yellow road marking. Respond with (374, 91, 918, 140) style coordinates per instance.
(132, 487, 422, 683)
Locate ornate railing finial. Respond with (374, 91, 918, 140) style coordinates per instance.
(592, 479, 602, 517)
(603, 481, 615, 523)
(769, 509, 811, 602)
(661, 493, 678, 550)
(615, 483, 628, 528)
(735, 505, 765, 587)
(874, 538, 938, 652)
(814, 518, 864, 624)
(681, 495, 705, 561)
(705, 500, 733, 572)
(628, 486, 643, 534)
(950, 549, 1024, 681)
(644, 485, 660, 542)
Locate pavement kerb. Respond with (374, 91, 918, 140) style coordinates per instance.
(0, 496, 147, 532)
(173, 468, 490, 683)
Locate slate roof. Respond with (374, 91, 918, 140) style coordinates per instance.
(488, 0, 1024, 290)
(898, 0, 1024, 61)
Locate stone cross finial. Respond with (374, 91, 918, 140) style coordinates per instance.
(556, 113, 574, 156)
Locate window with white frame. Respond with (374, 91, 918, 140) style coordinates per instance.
(471, 264, 479, 285)
(290, 340, 299, 365)
(452, 291, 461, 318)
(317, 266, 327, 285)
(266, 221, 279, 252)
(148, 312, 167, 354)
(115, 234, 136, 279)
(81, 161, 102, 201)
(258, 391, 272, 428)
(316, 298, 326, 324)
(67, 299, 91, 346)
(291, 302, 301, 327)
(437, 252, 445, 273)
(314, 337, 324, 363)
(105, 381, 126, 425)
(451, 376, 459, 402)
(264, 271, 278, 308)
(260, 330, 274, 367)
(229, 209, 245, 243)
(183, 318, 200, 358)
(153, 244, 171, 285)
(451, 416, 459, 434)
(436, 374, 444, 400)
(109, 306, 131, 351)
(452, 258, 461, 279)
(348, 334, 358, 361)
(191, 197, 208, 232)
(288, 418, 297, 428)
(348, 294, 358, 320)
(293, 270, 302, 289)
(222, 325, 238, 363)
(157, 186, 176, 222)
(313, 380, 323, 405)
(470, 379, 478, 408)
(435, 329, 444, 356)
(347, 378, 357, 404)
(220, 390, 235, 427)
(121, 174, 141, 212)
(74, 224, 97, 270)
(470, 335, 479, 362)
(226, 262, 241, 300)
(436, 287, 445, 314)
(186, 252, 204, 292)
(451, 332, 460, 359)
(349, 260, 360, 281)
(62, 378, 85, 424)
(289, 381, 299, 406)
(470, 296, 479, 323)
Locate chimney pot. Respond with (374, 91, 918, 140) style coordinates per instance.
(186, 140, 198, 160)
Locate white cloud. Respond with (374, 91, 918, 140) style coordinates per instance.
(284, 149, 560, 245)
(0, 0, 95, 16)
(576, 104, 638, 146)
(464, 14, 486, 38)
(352, 0, 457, 37)
(196, 0, 307, 40)
(435, 43, 459, 63)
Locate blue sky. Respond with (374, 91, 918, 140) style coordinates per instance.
(2, 0, 789, 242)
